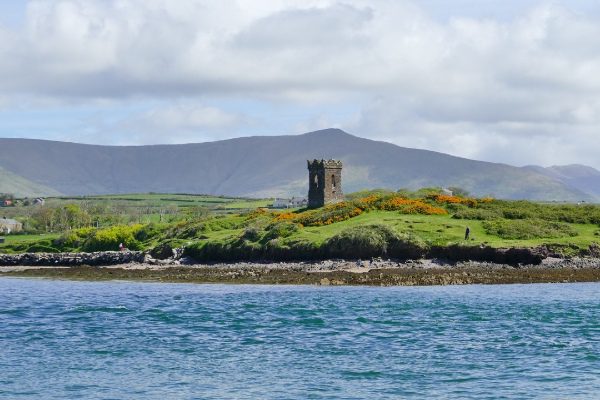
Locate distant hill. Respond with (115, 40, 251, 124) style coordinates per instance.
(0, 129, 595, 201)
(524, 164, 600, 201)
(0, 166, 62, 198)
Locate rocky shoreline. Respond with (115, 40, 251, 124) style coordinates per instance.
(0, 251, 146, 266)
(1, 251, 600, 286)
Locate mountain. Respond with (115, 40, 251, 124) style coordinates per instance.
(0, 129, 595, 201)
(524, 164, 600, 201)
(0, 166, 62, 198)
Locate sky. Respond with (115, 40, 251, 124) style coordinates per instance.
(1, 0, 600, 169)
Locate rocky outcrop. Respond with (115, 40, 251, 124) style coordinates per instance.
(0, 251, 145, 266)
(428, 245, 549, 266)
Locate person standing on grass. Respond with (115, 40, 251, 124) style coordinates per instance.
(465, 227, 470, 240)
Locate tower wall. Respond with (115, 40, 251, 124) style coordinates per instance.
(307, 159, 343, 208)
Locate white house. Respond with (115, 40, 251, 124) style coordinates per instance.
(0, 218, 23, 234)
(272, 197, 308, 209)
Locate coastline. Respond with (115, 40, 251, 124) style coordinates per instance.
(2, 257, 600, 286)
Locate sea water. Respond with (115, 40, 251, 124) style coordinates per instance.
(1, 278, 599, 399)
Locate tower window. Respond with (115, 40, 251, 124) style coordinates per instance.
(332, 174, 336, 189)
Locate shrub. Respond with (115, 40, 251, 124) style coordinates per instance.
(135, 223, 162, 242)
(263, 221, 299, 241)
(164, 216, 243, 239)
(345, 189, 395, 201)
(482, 219, 578, 240)
(274, 212, 296, 221)
(501, 208, 535, 219)
(241, 226, 262, 242)
(82, 224, 144, 252)
(428, 194, 478, 207)
(183, 237, 322, 262)
(452, 208, 500, 220)
(53, 227, 96, 251)
(325, 224, 426, 259)
(295, 202, 363, 226)
(379, 196, 447, 215)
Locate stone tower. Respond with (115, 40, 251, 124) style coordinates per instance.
(307, 159, 343, 208)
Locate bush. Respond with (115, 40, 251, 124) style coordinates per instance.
(241, 226, 262, 241)
(325, 224, 426, 259)
(164, 215, 245, 240)
(452, 208, 500, 220)
(428, 194, 478, 207)
(135, 223, 162, 241)
(263, 221, 299, 241)
(482, 219, 578, 240)
(295, 202, 363, 226)
(345, 189, 395, 201)
(378, 197, 447, 215)
(53, 227, 96, 251)
(82, 224, 144, 252)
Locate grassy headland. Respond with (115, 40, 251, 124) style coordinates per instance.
(2, 189, 599, 263)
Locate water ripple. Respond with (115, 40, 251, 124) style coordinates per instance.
(1, 279, 599, 399)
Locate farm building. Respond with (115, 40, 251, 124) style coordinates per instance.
(0, 218, 23, 234)
(272, 197, 308, 209)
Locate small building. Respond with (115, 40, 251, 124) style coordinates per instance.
(272, 197, 308, 209)
(34, 198, 46, 206)
(441, 188, 453, 196)
(1, 199, 13, 207)
(272, 198, 290, 208)
(0, 218, 23, 234)
(290, 197, 308, 208)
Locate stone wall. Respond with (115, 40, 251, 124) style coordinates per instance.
(0, 251, 145, 266)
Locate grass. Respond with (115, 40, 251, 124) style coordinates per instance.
(199, 211, 600, 249)
(0, 233, 61, 254)
(1, 233, 60, 245)
(2, 190, 600, 260)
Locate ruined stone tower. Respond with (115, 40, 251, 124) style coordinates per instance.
(307, 159, 343, 208)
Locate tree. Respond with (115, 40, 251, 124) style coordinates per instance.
(0, 193, 15, 202)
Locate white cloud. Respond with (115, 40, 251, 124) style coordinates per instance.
(112, 103, 247, 144)
(1, 1, 600, 167)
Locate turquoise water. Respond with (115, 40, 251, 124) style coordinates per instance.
(1, 278, 599, 399)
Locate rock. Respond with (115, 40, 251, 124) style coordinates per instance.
(150, 243, 176, 260)
(588, 243, 600, 257)
(0, 251, 145, 267)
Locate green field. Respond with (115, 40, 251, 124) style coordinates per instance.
(2, 190, 600, 259)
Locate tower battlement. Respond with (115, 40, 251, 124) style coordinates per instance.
(307, 159, 343, 169)
(307, 159, 344, 208)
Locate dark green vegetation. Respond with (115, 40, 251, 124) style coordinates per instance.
(0, 193, 270, 254)
(4, 265, 600, 286)
(2, 129, 600, 200)
(2, 190, 600, 262)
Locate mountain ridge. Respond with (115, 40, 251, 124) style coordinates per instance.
(0, 129, 596, 201)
